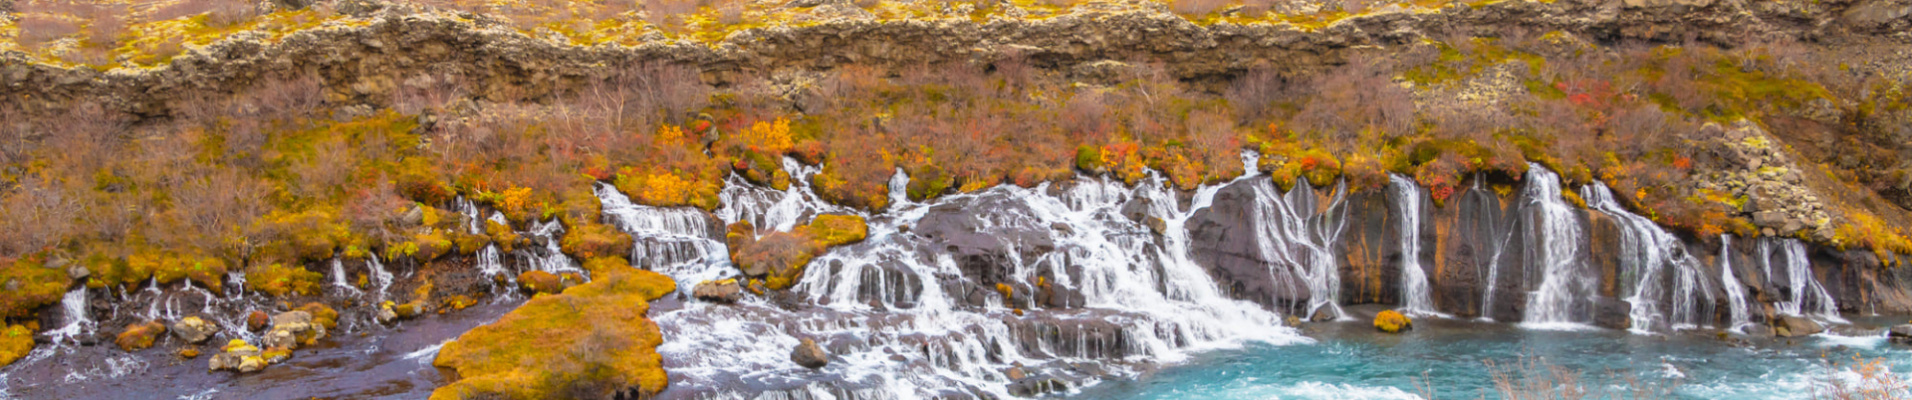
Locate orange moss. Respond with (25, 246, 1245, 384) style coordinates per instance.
(116, 321, 167, 351)
(430, 269, 676, 400)
(560, 223, 633, 261)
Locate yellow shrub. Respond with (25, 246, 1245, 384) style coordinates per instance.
(431, 269, 676, 400)
(1374, 310, 1412, 333)
(0, 325, 34, 367)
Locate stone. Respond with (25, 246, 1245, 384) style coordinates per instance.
(791, 338, 829, 369)
(1373, 310, 1411, 333)
(115, 321, 168, 351)
(1006, 363, 1027, 380)
(1889, 324, 1912, 344)
(693, 279, 744, 304)
(1310, 307, 1337, 323)
(171, 316, 221, 344)
(1742, 323, 1773, 337)
(1773, 315, 1825, 337)
(65, 264, 89, 281)
(246, 310, 270, 332)
(262, 311, 326, 350)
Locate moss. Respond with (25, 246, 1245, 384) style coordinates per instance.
(154, 254, 228, 292)
(801, 215, 869, 247)
(560, 223, 633, 260)
(297, 302, 338, 331)
(518, 270, 565, 295)
(1373, 310, 1411, 333)
(116, 321, 168, 351)
(430, 269, 676, 400)
(0, 325, 35, 367)
(244, 263, 322, 297)
(731, 215, 869, 290)
(486, 220, 523, 253)
(0, 257, 72, 319)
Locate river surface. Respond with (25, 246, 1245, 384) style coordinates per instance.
(1075, 310, 1912, 400)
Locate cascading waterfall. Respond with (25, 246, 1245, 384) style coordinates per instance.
(1474, 176, 1517, 322)
(1719, 235, 1754, 331)
(1759, 238, 1845, 323)
(1520, 164, 1594, 328)
(1245, 174, 1349, 321)
(1583, 182, 1717, 331)
(598, 182, 729, 280)
(329, 258, 362, 296)
(1388, 175, 1441, 317)
(609, 151, 1302, 399)
(43, 287, 93, 347)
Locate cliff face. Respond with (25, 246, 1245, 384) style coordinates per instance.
(5, 0, 1911, 114)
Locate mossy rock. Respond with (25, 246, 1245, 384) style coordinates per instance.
(0, 325, 35, 367)
(560, 223, 634, 260)
(153, 254, 228, 292)
(0, 257, 71, 319)
(518, 270, 564, 295)
(802, 214, 869, 247)
(244, 264, 322, 297)
(431, 269, 676, 400)
(116, 321, 168, 351)
(1374, 310, 1412, 333)
(297, 303, 338, 331)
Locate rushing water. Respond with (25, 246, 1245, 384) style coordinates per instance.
(1389, 175, 1440, 317)
(1075, 316, 1912, 400)
(1521, 164, 1594, 329)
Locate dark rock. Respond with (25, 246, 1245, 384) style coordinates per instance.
(1890, 324, 1912, 344)
(1592, 297, 1633, 331)
(1742, 323, 1774, 337)
(791, 338, 829, 369)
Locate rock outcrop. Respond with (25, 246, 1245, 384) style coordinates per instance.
(790, 338, 830, 369)
(170, 316, 221, 345)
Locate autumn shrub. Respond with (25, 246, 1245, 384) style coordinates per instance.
(729, 215, 867, 290)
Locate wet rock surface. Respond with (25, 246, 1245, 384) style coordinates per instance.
(790, 338, 829, 369)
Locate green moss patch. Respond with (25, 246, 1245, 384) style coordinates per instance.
(430, 268, 676, 400)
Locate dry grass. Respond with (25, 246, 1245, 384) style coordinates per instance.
(1817, 354, 1912, 400)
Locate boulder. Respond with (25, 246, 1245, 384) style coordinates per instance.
(171, 316, 221, 344)
(518, 270, 564, 295)
(114, 321, 167, 351)
(1742, 323, 1773, 337)
(693, 279, 744, 304)
(1889, 324, 1912, 345)
(209, 340, 270, 373)
(791, 338, 829, 369)
(262, 311, 326, 349)
(1374, 310, 1411, 333)
(246, 310, 270, 332)
(1773, 315, 1826, 337)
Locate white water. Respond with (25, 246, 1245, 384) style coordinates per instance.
(1719, 235, 1754, 330)
(1520, 164, 1594, 329)
(1244, 169, 1349, 321)
(42, 287, 93, 346)
(607, 152, 1305, 399)
(1388, 175, 1441, 317)
(1759, 238, 1845, 323)
(328, 258, 362, 296)
(1583, 182, 1718, 331)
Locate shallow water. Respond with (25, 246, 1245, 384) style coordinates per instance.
(1074, 313, 1912, 400)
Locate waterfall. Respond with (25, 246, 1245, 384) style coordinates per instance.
(1474, 176, 1517, 322)
(1243, 176, 1349, 321)
(1719, 235, 1753, 331)
(597, 182, 728, 280)
(1388, 175, 1441, 317)
(1520, 164, 1594, 328)
(43, 287, 93, 346)
(367, 254, 394, 301)
(525, 219, 582, 275)
(1759, 238, 1844, 323)
(1583, 182, 1717, 331)
(613, 151, 1301, 399)
(328, 258, 362, 296)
